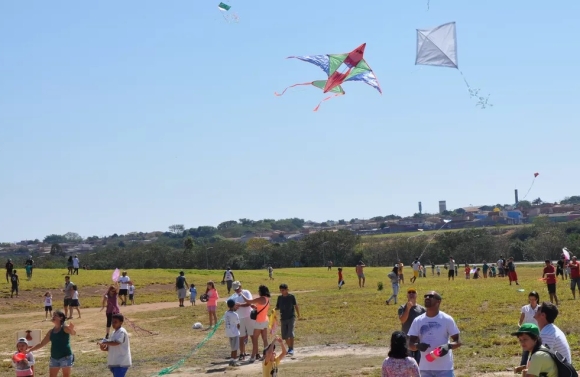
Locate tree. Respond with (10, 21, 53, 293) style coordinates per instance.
(561, 196, 580, 205)
(217, 220, 238, 230)
(380, 222, 387, 229)
(118, 241, 126, 248)
(44, 234, 67, 244)
(63, 232, 83, 242)
(517, 200, 532, 209)
(184, 236, 194, 251)
(168, 224, 185, 234)
(532, 197, 543, 206)
(50, 243, 63, 256)
(454, 208, 466, 214)
(338, 219, 347, 225)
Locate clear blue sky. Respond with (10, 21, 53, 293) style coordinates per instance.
(1, 0, 578, 242)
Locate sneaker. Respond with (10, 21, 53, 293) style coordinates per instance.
(288, 349, 294, 356)
(238, 355, 245, 361)
(248, 356, 255, 363)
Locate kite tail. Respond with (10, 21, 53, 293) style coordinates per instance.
(313, 93, 344, 112)
(275, 82, 313, 96)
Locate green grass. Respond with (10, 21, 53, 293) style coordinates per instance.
(363, 224, 525, 239)
(1, 266, 578, 376)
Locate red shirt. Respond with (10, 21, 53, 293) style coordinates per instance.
(338, 271, 343, 280)
(543, 265, 556, 284)
(570, 261, 580, 279)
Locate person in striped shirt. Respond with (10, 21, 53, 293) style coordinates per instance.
(533, 301, 572, 363)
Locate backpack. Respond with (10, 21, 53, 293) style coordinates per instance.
(537, 346, 578, 377)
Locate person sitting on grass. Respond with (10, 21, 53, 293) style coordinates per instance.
(262, 336, 287, 377)
(512, 323, 556, 377)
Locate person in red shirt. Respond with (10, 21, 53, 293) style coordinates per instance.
(337, 268, 344, 289)
(568, 255, 580, 299)
(543, 259, 559, 305)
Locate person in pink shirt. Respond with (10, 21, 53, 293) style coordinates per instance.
(205, 281, 219, 330)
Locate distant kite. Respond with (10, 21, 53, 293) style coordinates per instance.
(415, 22, 491, 109)
(275, 43, 382, 111)
(218, 2, 239, 23)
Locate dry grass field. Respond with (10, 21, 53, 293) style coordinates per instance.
(0, 265, 578, 376)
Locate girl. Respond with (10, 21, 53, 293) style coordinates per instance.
(385, 267, 399, 305)
(70, 285, 81, 319)
(189, 284, 197, 306)
(205, 281, 219, 329)
(464, 264, 470, 279)
(381, 331, 420, 377)
(262, 336, 287, 376)
(473, 267, 481, 279)
(44, 292, 53, 321)
(517, 291, 540, 367)
(28, 310, 76, 377)
(13, 337, 34, 377)
(100, 286, 120, 339)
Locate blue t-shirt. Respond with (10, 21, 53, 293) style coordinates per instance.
(189, 287, 197, 297)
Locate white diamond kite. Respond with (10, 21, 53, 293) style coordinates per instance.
(415, 22, 491, 108)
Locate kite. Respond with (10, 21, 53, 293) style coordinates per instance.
(275, 43, 382, 111)
(218, 2, 239, 23)
(415, 22, 492, 109)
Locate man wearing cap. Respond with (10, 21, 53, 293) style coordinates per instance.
(408, 291, 461, 377)
(398, 287, 426, 365)
(568, 255, 580, 299)
(232, 281, 254, 361)
(118, 271, 131, 306)
(175, 271, 189, 307)
(511, 323, 557, 376)
(533, 302, 571, 363)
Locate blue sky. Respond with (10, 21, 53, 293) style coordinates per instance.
(1, 0, 578, 242)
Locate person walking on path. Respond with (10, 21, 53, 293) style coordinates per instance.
(28, 310, 77, 377)
(175, 271, 189, 307)
(356, 261, 366, 288)
(222, 267, 235, 295)
(118, 272, 131, 307)
(408, 290, 461, 377)
(98, 313, 132, 377)
(398, 287, 426, 365)
(275, 283, 300, 356)
(100, 285, 121, 339)
(63, 276, 74, 319)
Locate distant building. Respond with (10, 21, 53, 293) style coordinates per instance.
(439, 200, 447, 214)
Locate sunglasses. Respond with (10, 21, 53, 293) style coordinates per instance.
(424, 294, 439, 299)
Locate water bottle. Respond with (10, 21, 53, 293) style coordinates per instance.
(425, 347, 442, 362)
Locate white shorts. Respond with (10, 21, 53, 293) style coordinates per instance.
(253, 320, 268, 330)
(239, 317, 254, 337)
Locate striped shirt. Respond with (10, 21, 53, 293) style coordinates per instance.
(540, 323, 571, 363)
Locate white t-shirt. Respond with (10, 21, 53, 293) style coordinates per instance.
(129, 286, 135, 295)
(233, 289, 253, 318)
(73, 258, 80, 268)
(119, 276, 130, 290)
(44, 296, 52, 306)
(436, 267, 441, 273)
(448, 260, 455, 270)
(412, 261, 421, 271)
(224, 270, 233, 281)
(408, 311, 460, 371)
(107, 327, 132, 367)
(72, 291, 79, 300)
(225, 310, 240, 337)
(497, 259, 504, 268)
(520, 304, 538, 325)
(540, 323, 572, 363)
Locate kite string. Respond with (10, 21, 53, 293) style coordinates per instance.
(275, 82, 313, 96)
(418, 222, 449, 260)
(313, 93, 344, 112)
(522, 177, 537, 200)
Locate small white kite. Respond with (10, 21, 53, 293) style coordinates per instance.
(415, 21, 492, 109)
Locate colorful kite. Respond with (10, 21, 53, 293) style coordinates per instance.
(218, 2, 239, 23)
(415, 22, 491, 109)
(275, 43, 382, 111)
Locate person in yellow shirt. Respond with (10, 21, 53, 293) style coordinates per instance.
(262, 336, 287, 377)
(512, 323, 557, 377)
(398, 261, 404, 284)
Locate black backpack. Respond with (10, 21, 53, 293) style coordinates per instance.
(537, 346, 578, 377)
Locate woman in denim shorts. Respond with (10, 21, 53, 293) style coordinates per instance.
(28, 310, 76, 376)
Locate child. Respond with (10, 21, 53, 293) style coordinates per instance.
(263, 336, 287, 376)
(337, 267, 344, 289)
(225, 299, 240, 367)
(189, 284, 197, 306)
(97, 313, 132, 376)
(436, 266, 441, 276)
(490, 264, 497, 277)
(13, 338, 34, 377)
(473, 267, 481, 279)
(44, 292, 53, 321)
(464, 264, 470, 279)
(70, 285, 81, 318)
(128, 282, 135, 305)
(10, 270, 19, 298)
(206, 281, 219, 329)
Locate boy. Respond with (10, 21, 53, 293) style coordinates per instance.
(10, 269, 19, 298)
(263, 336, 287, 376)
(98, 313, 132, 377)
(337, 268, 344, 289)
(225, 299, 240, 367)
(128, 282, 135, 305)
(189, 284, 197, 306)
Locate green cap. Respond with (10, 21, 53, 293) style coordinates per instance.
(511, 323, 540, 337)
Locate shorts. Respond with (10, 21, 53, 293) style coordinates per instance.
(177, 288, 187, 299)
(49, 354, 74, 368)
(357, 274, 365, 279)
(281, 318, 295, 339)
(45, 306, 53, 312)
(413, 271, 419, 278)
(129, 294, 134, 300)
(253, 320, 268, 330)
(64, 298, 72, 307)
(570, 278, 580, 291)
(119, 289, 128, 296)
(229, 336, 240, 351)
(207, 305, 217, 312)
(109, 366, 129, 377)
(226, 280, 233, 291)
(11, 285, 18, 293)
(106, 312, 118, 328)
(70, 299, 80, 307)
(547, 283, 556, 294)
(556, 269, 564, 276)
(448, 270, 454, 278)
(190, 296, 197, 303)
(239, 316, 254, 337)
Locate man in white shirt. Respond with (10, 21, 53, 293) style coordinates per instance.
(408, 291, 462, 377)
(98, 313, 132, 376)
(448, 257, 456, 281)
(118, 271, 131, 306)
(73, 256, 80, 275)
(411, 258, 421, 283)
(533, 301, 572, 362)
(222, 267, 235, 295)
(232, 281, 254, 361)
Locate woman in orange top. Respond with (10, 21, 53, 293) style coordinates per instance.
(205, 281, 219, 329)
(242, 285, 271, 362)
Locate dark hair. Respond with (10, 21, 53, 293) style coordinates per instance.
(538, 302, 558, 323)
(392, 266, 398, 273)
(54, 310, 66, 325)
(111, 313, 124, 323)
(279, 283, 288, 290)
(528, 291, 540, 302)
(258, 285, 271, 297)
(545, 259, 551, 263)
(388, 331, 409, 359)
(518, 332, 543, 355)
